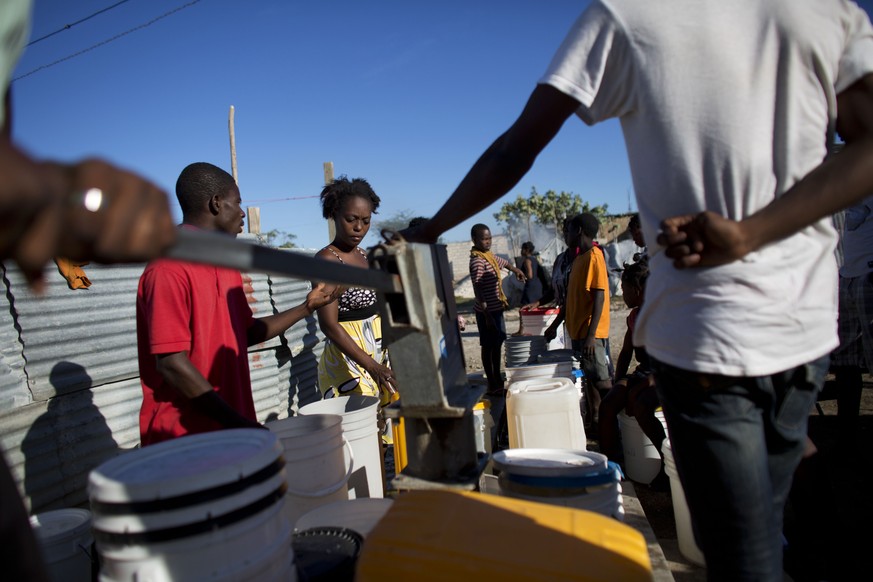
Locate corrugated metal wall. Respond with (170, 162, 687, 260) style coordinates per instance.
(0, 256, 326, 514)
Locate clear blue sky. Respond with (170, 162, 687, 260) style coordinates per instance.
(11, 0, 872, 249)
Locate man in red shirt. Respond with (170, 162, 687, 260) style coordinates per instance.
(136, 162, 338, 445)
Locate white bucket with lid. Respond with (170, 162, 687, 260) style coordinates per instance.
(299, 395, 383, 499)
(492, 449, 624, 520)
(506, 377, 586, 450)
(618, 410, 668, 484)
(662, 438, 706, 566)
(29, 508, 94, 582)
(267, 414, 354, 527)
(88, 429, 295, 582)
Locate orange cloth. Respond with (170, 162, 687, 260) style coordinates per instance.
(53, 258, 92, 290)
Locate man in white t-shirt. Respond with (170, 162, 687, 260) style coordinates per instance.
(404, 1, 873, 579)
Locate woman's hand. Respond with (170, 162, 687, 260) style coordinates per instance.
(367, 361, 397, 396)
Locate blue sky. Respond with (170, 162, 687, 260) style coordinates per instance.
(11, 0, 873, 249)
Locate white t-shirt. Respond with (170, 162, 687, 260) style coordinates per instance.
(0, 0, 31, 129)
(540, 0, 873, 375)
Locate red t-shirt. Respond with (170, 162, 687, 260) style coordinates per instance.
(136, 256, 255, 446)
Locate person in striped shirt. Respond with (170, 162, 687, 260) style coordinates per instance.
(469, 223, 525, 397)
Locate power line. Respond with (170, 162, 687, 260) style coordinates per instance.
(246, 195, 322, 205)
(13, 0, 202, 82)
(27, 0, 135, 47)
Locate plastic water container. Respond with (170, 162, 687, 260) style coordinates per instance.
(492, 449, 624, 520)
(506, 377, 586, 450)
(618, 410, 668, 484)
(267, 414, 353, 527)
(299, 395, 383, 499)
(88, 429, 295, 582)
(29, 508, 94, 582)
(662, 439, 706, 566)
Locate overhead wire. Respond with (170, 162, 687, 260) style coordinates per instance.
(13, 0, 202, 82)
(26, 0, 135, 47)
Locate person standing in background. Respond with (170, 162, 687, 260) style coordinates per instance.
(513, 241, 544, 336)
(469, 223, 526, 397)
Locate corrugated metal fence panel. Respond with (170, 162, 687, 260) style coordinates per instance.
(269, 268, 327, 412)
(249, 348, 284, 422)
(0, 377, 141, 513)
(0, 264, 31, 408)
(5, 263, 144, 400)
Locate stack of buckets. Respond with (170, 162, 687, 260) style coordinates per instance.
(266, 413, 353, 527)
(491, 449, 624, 520)
(519, 307, 566, 350)
(504, 335, 547, 367)
(88, 429, 295, 581)
(485, 367, 623, 520)
(299, 395, 383, 500)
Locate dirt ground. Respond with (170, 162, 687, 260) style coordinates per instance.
(457, 302, 873, 581)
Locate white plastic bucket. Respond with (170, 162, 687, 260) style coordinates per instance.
(618, 410, 668, 484)
(29, 508, 94, 582)
(491, 449, 624, 520)
(267, 414, 354, 527)
(506, 377, 586, 450)
(88, 429, 295, 582)
(299, 395, 383, 499)
(662, 439, 706, 566)
(295, 498, 393, 539)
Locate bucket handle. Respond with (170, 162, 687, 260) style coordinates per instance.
(284, 438, 355, 498)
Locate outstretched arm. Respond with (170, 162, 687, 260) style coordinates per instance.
(403, 85, 581, 243)
(659, 74, 873, 268)
(247, 282, 340, 346)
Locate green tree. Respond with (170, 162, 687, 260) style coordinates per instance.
(495, 187, 609, 245)
(260, 229, 297, 248)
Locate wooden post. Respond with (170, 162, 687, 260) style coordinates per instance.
(324, 161, 335, 242)
(248, 207, 261, 235)
(229, 106, 238, 184)
(228, 105, 261, 235)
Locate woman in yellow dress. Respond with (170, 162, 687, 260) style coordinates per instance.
(314, 177, 396, 406)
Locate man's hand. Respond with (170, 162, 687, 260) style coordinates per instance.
(511, 267, 526, 282)
(658, 211, 750, 269)
(582, 335, 596, 358)
(0, 141, 176, 289)
(305, 282, 343, 313)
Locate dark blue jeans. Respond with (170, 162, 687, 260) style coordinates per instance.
(652, 356, 827, 581)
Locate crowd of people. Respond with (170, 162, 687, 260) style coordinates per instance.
(2, 0, 873, 581)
